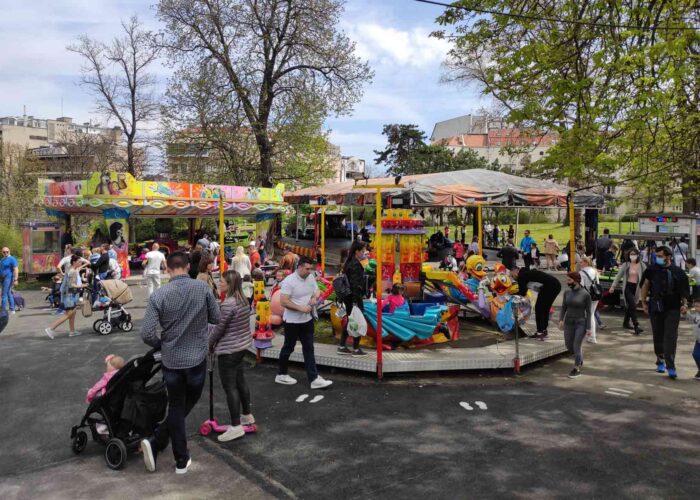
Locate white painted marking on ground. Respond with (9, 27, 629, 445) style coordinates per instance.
(474, 401, 488, 410)
(309, 395, 324, 404)
(296, 394, 309, 403)
(608, 387, 632, 394)
(459, 402, 473, 411)
(604, 391, 630, 397)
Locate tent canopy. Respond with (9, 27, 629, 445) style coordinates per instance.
(285, 169, 604, 208)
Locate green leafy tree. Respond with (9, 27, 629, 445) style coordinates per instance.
(373, 124, 427, 175)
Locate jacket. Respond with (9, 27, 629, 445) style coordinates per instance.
(610, 261, 647, 303)
(344, 256, 366, 300)
(86, 369, 118, 403)
(209, 296, 252, 355)
(544, 239, 560, 255)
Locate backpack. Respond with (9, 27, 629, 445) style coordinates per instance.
(581, 269, 603, 301)
(332, 273, 352, 301)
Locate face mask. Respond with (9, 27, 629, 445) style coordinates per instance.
(655, 256, 666, 266)
(630, 255, 638, 262)
(568, 283, 577, 290)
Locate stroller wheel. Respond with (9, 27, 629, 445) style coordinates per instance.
(119, 321, 133, 332)
(98, 321, 112, 335)
(105, 438, 127, 470)
(93, 320, 103, 333)
(72, 430, 88, 454)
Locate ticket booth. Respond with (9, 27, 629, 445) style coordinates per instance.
(21, 221, 62, 276)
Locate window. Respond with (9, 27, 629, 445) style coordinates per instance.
(30, 135, 47, 141)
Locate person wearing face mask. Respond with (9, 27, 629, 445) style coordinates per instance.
(337, 241, 369, 356)
(610, 248, 646, 335)
(558, 272, 592, 378)
(640, 246, 690, 379)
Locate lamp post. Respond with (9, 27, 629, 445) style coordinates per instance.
(353, 183, 404, 379)
(568, 192, 576, 271)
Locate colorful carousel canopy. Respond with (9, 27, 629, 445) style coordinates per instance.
(284, 169, 604, 208)
(40, 172, 287, 217)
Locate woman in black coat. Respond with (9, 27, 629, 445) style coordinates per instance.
(338, 241, 369, 356)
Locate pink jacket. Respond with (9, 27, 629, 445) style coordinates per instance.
(86, 369, 118, 403)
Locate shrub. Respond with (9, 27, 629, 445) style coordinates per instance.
(0, 223, 22, 256)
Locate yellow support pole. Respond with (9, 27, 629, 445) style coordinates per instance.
(477, 203, 483, 255)
(320, 207, 326, 276)
(568, 193, 576, 271)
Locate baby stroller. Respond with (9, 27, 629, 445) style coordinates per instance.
(70, 348, 167, 470)
(92, 279, 134, 335)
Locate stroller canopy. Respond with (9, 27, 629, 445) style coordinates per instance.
(101, 280, 133, 305)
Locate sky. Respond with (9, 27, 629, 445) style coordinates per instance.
(0, 0, 487, 174)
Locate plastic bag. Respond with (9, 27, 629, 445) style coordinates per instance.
(347, 306, 368, 337)
(495, 299, 515, 333)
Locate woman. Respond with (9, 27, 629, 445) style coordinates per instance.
(544, 234, 560, 271)
(231, 246, 251, 279)
(610, 248, 646, 335)
(338, 241, 369, 356)
(197, 256, 219, 296)
(558, 272, 592, 378)
(45, 255, 87, 339)
(579, 256, 601, 344)
(208, 270, 254, 442)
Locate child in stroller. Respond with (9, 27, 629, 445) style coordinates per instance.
(71, 348, 167, 470)
(92, 279, 134, 335)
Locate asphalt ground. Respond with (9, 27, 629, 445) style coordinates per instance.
(1, 288, 699, 499)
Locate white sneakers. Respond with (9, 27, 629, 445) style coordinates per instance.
(275, 374, 298, 385)
(310, 376, 333, 390)
(218, 425, 245, 442)
(45, 328, 55, 339)
(241, 414, 255, 425)
(276, 374, 333, 389)
(69, 331, 82, 337)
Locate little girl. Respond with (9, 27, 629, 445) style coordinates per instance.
(385, 284, 406, 314)
(86, 354, 125, 403)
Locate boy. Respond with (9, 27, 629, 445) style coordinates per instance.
(686, 258, 700, 303)
(687, 302, 700, 380)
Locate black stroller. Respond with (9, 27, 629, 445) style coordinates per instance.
(70, 349, 167, 470)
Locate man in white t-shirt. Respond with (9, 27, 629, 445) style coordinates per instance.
(276, 255, 332, 389)
(144, 243, 166, 297)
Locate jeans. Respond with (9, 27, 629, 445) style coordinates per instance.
(218, 351, 251, 426)
(535, 290, 558, 333)
(340, 297, 363, 350)
(154, 358, 207, 462)
(278, 320, 318, 383)
(693, 341, 700, 371)
(649, 309, 681, 369)
(623, 283, 639, 326)
(0, 314, 8, 334)
(564, 318, 587, 366)
(588, 300, 599, 341)
(1, 274, 15, 312)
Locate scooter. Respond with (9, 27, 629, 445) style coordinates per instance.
(200, 354, 257, 436)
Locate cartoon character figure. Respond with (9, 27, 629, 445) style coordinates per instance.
(489, 265, 531, 333)
(464, 254, 487, 293)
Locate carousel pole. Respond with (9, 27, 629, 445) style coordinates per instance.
(477, 203, 483, 255)
(320, 206, 326, 277)
(568, 192, 576, 272)
(218, 189, 226, 275)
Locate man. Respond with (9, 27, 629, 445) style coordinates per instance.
(519, 230, 534, 257)
(140, 251, 221, 474)
(498, 239, 520, 270)
(686, 258, 700, 303)
(492, 224, 499, 247)
(511, 266, 562, 339)
(595, 228, 613, 269)
(60, 228, 74, 253)
(507, 224, 515, 241)
(196, 233, 210, 250)
(640, 246, 689, 379)
(280, 246, 298, 271)
(1, 247, 19, 314)
(276, 255, 332, 389)
(468, 237, 480, 255)
(143, 243, 166, 296)
(248, 242, 261, 269)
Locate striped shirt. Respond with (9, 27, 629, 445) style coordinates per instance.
(141, 274, 221, 369)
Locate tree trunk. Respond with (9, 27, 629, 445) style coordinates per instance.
(127, 140, 135, 176)
(255, 133, 273, 188)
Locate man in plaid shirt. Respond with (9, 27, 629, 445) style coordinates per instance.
(140, 251, 220, 474)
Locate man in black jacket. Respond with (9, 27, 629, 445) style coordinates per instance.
(511, 266, 562, 339)
(498, 239, 519, 269)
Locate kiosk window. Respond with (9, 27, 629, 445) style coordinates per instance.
(32, 230, 60, 254)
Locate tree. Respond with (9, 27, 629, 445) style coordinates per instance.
(157, 0, 372, 188)
(373, 124, 427, 176)
(0, 143, 44, 227)
(68, 16, 160, 176)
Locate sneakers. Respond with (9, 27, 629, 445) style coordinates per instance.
(218, 425, 245, 442)
(352, 348, 368, 356)
(45, 328, 55, 340)
(310, 376, 333, 389)
(241, 414, 255, 425)
(586, 337, 597, 344)
(275, 374, 297, 385)
(175, 456, 191, 474)
(337, 346, 352, 355)
(568, 367, 582, 378)
(537, 331, 548, 341)
(622, 323, 634, 330)
(69, 331, 82, 337)
(53, 309, 64, 316)
(656, 361, 666, 373)
(140, 438, 158, 472)
(598, 323, 607, 330)
(667, 368, 677, 380)
(694, 371, 700, 381)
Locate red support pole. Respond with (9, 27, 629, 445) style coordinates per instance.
(375, 189, 383, 379)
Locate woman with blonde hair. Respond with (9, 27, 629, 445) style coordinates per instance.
(209, 270, 254, 442)
(231, 246, 251, 279)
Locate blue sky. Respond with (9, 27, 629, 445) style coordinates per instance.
(0, 0, 487, 174)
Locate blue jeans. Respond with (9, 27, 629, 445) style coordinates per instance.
(1, 274, 15, 312)
(693, 341, 700, 371)
(154, 358, 207, 462)
(0, 314, 8, 334)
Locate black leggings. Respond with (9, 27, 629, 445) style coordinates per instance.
(623, 282, 639, 326)
(535, 291, 558, 333)
(217, 351, 251, 426)
(340, 297, 364, 349)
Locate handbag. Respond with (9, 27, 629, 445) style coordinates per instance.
(581, 269, 603, 301)
(82, 289, 93, 317)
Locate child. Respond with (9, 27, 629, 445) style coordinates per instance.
(688, 303, 700, 381)
(86, 354, 125, 403)
(251, 262, 264, 282)
(386, 284, 406, 314)
(271, 269, 287, 296)
(530, 243, 541, 269)
(242, 274, 254, 305)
